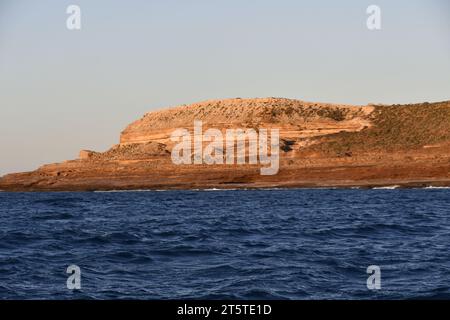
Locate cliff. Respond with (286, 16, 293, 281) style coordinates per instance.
(1, 98, 450, 191)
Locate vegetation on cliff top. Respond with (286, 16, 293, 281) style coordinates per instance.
(309, 101, 450, 155)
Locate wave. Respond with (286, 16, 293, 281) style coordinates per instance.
(88, 185, 450, 193)
(373, 185, 401, 190)
(424, 186, 450, 189)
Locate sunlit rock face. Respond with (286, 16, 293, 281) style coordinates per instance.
(1, 98, 450, 191)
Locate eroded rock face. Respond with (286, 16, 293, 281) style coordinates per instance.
(79, 150, 97, 160)
(88, 142, 170, 161)
(119, 98, 374, 148)
(1, 98, 450, 191)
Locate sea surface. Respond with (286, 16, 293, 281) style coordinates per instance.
(0, 189, 449, 299)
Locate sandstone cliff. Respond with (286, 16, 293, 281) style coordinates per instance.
(1, 98, 450, 191)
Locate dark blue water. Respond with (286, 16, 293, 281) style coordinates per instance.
(0, 189, 449, 299)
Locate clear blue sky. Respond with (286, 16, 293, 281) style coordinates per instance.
(0, 0, 449, 175)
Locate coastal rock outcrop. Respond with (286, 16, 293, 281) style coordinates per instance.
(1, 98, 450, 191)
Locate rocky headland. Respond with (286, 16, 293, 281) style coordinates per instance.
(1, 98, 450, 191)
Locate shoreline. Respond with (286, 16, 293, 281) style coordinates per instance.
(1, 178, 450, 192)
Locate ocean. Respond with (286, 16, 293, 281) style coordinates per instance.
(0, 188, 449, 299)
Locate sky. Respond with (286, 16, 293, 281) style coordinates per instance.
(0, 0, 449, 175)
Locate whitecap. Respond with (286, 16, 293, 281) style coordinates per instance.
(424, 186, 450, 189)
(372, 185, 401, 190)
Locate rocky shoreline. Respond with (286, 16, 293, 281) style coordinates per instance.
(1, 98, 449, 192)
